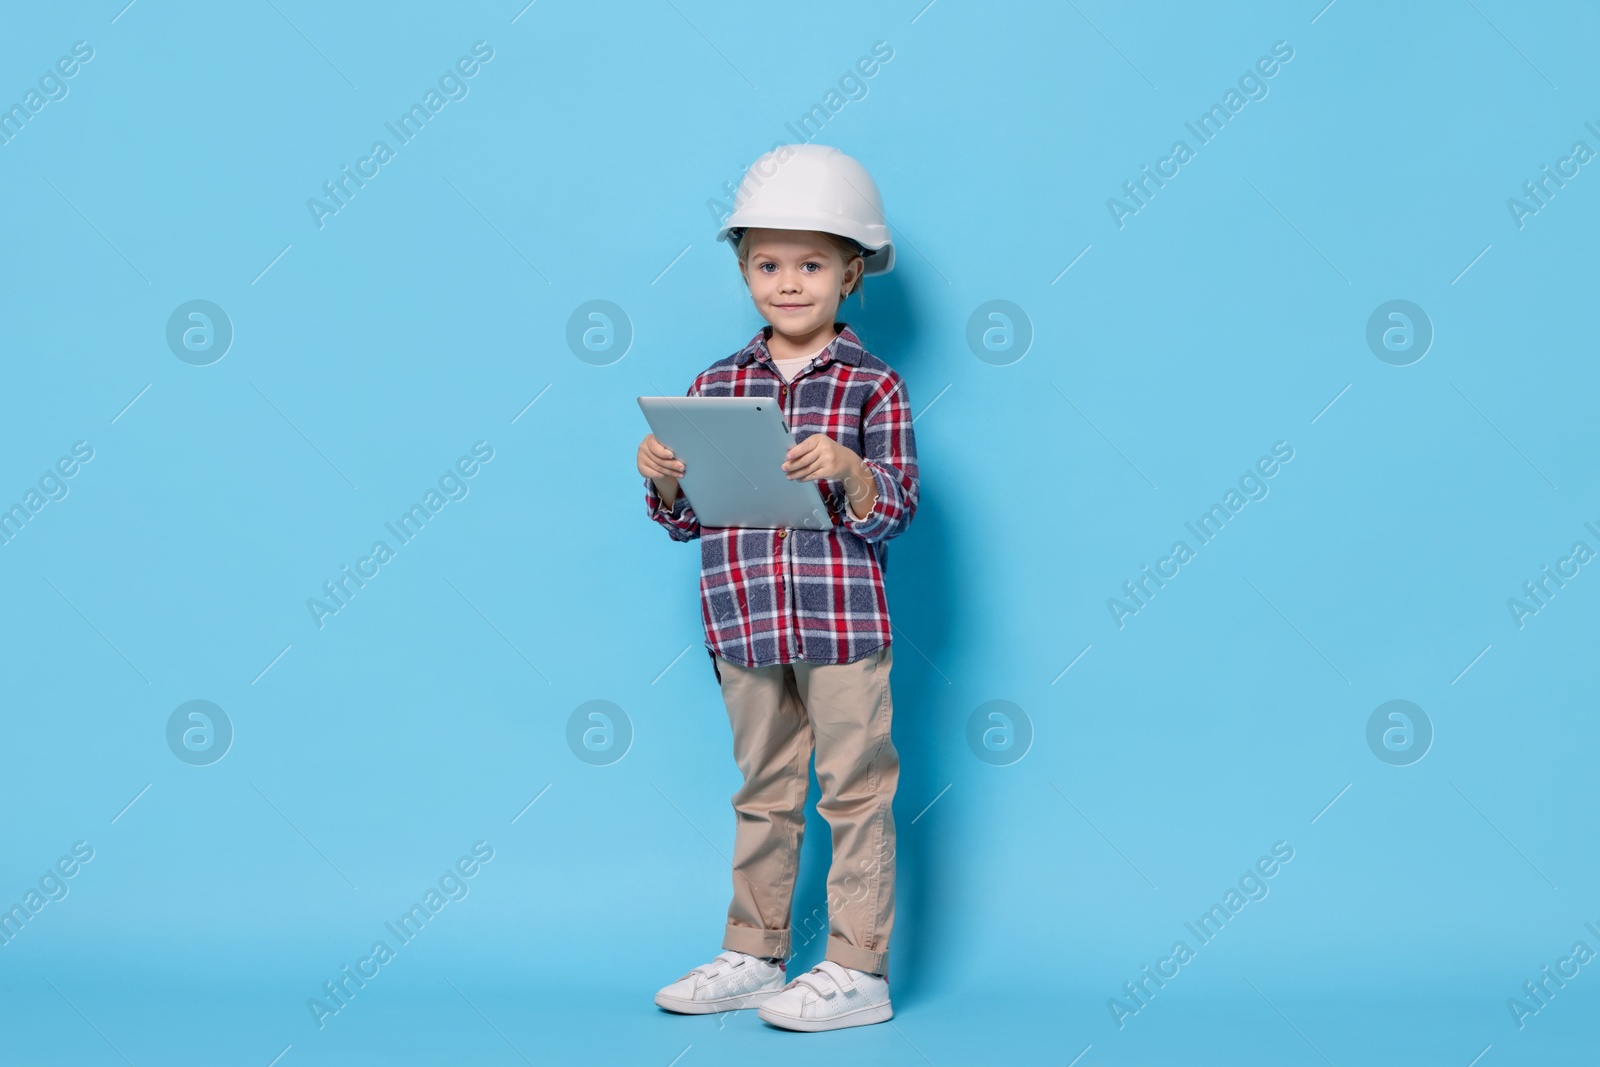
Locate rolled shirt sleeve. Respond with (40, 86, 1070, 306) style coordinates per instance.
(644, 473, 700, 541)
(843, 373, 918, 544)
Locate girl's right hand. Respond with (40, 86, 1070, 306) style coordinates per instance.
(637, 434, 686, 481)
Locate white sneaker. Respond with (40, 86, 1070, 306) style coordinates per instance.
(655, 950, 786, 1014)
(756, 960, 893, 1032)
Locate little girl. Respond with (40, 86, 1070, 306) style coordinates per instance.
(637, 145, 918, 1032)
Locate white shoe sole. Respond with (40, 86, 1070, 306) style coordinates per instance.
(655, 987, 782, 1014)
(757, 998, 894, 1032)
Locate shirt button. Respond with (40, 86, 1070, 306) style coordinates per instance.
(778, 529, 788, 539)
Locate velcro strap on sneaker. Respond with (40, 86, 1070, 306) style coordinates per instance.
(794, 961, 857, 998)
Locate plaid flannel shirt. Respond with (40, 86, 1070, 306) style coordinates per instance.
(644, 323, 918, 669)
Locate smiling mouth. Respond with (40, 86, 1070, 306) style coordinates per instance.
(775, 303, 810, 310)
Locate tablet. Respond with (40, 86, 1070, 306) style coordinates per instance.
(638, 396, 834, 530)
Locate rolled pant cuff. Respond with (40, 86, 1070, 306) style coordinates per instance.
(824, 935, 888, 976)
(723, 925, 790, 961)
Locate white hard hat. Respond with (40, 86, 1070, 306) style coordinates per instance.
(716, 144, 895, 275)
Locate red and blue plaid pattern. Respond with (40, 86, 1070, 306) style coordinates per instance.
(644, 324, 919, 668)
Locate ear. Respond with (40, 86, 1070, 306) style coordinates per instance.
(842, 254, 865, 296)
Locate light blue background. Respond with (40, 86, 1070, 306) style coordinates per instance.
(2, 1, 1597, 1064)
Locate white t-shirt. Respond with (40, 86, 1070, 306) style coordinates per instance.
(770, 341, 831, 383)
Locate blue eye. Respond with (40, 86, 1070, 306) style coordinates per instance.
(801, 262, 820, 272)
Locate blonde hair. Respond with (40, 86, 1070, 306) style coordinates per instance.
(735, 229, 867, 298)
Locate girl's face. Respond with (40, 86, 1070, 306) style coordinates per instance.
(738, 229, 864, 341)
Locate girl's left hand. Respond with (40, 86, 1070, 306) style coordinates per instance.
(783, 433, 858, 482)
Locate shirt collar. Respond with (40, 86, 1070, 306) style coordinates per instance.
(735, 323, 865, 369)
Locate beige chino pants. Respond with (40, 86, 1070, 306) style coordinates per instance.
(714, 645, 898, 976)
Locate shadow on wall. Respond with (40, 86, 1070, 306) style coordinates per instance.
(844, 261, 921, 369)
(786, 268, 968, 1004)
